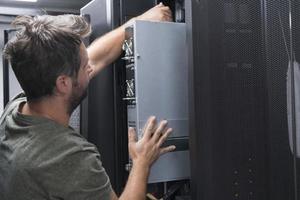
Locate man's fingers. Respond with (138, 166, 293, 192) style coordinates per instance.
(128, 127, 137, 143)
(161, 7, 172, 15)
(143, 116, 157, 139)
(163, 11, 172, 18)
(157, 128, 173, 147)
(160, 145, 176, 156)
(161, 10, 172, 21)
(164, 15, 173, 22)
(153, 120, 168, 142)
(162, 12, 172, 20)
(142, 115, 153, 136)
(161, 6, 171, 11)
(157, 2, 164, 7)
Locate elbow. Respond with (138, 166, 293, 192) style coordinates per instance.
(88, 61, 108, 80)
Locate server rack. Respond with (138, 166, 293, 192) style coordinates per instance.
(294, 0, 300, 198)
(81, 0, 190, 196)
(188, 0, 300, 199)
(81, 0, 128, 194)
(82, 0, 300, 199)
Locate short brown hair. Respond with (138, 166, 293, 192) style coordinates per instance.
(3, 14, 91, 101)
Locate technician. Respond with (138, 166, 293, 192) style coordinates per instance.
(0, 3, 174, 200)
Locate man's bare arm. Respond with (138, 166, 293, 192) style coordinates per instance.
(111, 117, 175, 200)
(87, 3, 172, 79)
(110, 163, 149, 200)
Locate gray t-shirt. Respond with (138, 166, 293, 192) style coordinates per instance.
(0, 95, 112, 200)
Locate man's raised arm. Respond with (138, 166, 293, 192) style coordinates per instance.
(87, 3, 172, 79)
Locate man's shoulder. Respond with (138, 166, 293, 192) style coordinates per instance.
(21, 129, 100, 180)
(3, 93, 26, 111)
(60, 130, 98, 154)
(0, 93, 26, 123)
(17, 124, 98, 169)
(35, 128, 98, 159)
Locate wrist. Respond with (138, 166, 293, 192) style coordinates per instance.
(132, 158, 150, 174)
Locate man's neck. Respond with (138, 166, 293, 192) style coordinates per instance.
(20, 99, 70, 127)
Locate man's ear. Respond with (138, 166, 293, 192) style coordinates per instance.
(55, 75, 72, 95)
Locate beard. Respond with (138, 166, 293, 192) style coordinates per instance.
(67, 81, 88, 115)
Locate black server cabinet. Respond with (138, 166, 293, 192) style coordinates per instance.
(265, 1, 298, 200)
(81, 0, 189, 195)
(81, 0, 155, 194)
(292, 0, 300, 199)
(187, 0, 299, 200)
(81, 0, 124, 194)
(82, 0, 300, 199)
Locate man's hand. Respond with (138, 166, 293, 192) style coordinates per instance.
(128, 116, 176, 168)
(87, 3, 173, 79)
(136, 3, 173, 22)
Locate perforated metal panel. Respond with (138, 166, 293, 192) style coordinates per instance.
(292, 1, 300, 199)
(265, 0, 296, 199)
(292, 0, 300, 199)
(188, 0, 298, 199)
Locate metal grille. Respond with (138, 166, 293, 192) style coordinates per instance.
(265, 0, 296, 199)
(292, 0, 300, 199)
(189, 0, 300, 199)
(204, 0, 268, 199)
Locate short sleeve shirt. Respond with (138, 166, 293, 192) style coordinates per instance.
(0, 95, 112, 200)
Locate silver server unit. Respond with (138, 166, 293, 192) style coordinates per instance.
(123, 20, 190, 183)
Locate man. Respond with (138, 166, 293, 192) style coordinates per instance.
(0, 3, 175, 200)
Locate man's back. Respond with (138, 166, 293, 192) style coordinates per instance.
(0, 96, 112, 200)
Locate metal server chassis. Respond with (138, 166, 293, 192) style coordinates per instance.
(123, 20, 190, 183)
